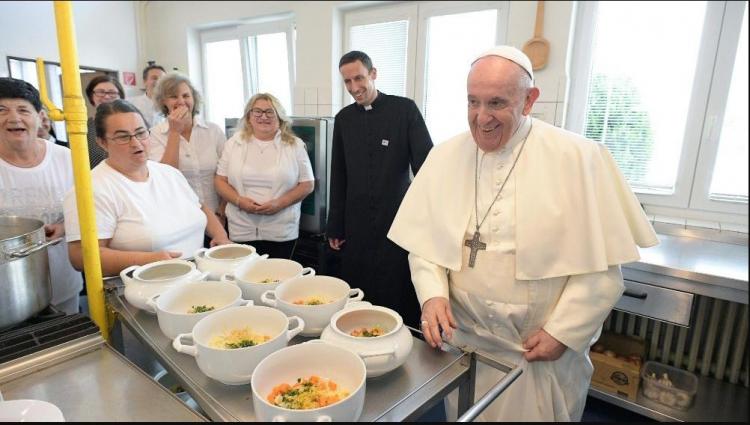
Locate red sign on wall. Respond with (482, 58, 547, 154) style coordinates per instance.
(122, 72, 136, 86)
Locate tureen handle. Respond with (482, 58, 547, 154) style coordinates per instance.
(286, 316, 306, 340)
(346, 288, 365, 303)
(358, 347, 396, 360)
(172, 333, 198, 357)
(260, 290, 277, 307)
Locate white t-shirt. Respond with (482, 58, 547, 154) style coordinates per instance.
(0, 142, 83, 305)
(217, 132, 314, 242)
(128, 93, 165, 128)
(63, 160, 206, 259)
(149, 117, 226, 212)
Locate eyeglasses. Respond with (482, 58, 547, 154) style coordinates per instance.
(93, 90, 120, 98)
(107, 129, 150, 145)
(250, 108, 277, 118)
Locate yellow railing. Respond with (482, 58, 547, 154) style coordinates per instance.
(35, 1, 108, 339)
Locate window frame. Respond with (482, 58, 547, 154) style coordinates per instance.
(341, 1, 508, 115)
(566, 1, 747, 220)
(199, 15, 295, 123)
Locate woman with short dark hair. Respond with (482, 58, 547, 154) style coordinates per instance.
(0, 77, 83, 313)
(84, 74, 125, 168)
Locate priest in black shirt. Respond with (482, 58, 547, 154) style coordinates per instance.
(327, 51, 433, 328)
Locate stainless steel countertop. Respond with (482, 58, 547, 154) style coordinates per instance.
(108, 289, 471, 422)
(624, 233, 748, 291)
(0, 334, 205, 422)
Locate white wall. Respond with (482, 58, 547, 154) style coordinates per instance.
(141, 1, 575, 120)
(0, 1, 141, 96)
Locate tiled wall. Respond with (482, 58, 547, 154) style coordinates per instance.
(293, 86, 334, 117)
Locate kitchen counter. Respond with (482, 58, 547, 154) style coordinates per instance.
(623, 231, 748, 303)
(107, 288, 475, 422)
(0, 333, 206, 421)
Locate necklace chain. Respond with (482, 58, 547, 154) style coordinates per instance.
(474, 119, 533, 234)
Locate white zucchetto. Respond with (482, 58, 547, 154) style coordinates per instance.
(472, 45, 534, 80)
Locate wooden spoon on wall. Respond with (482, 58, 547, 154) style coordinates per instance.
(522, 0, 550, 71)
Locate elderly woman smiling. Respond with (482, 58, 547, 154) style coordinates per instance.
(63, 100, 231, 276)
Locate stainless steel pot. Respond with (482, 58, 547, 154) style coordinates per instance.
(0, 216, 62, 330)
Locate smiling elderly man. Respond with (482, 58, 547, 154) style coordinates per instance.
(388, 46, 658, 421)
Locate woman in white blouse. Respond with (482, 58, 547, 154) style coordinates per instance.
(215, 93, 314, 259)
(149, 73, 227, 234)
(64, 100, 230, 276)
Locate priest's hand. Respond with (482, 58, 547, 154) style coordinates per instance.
(522, 329, 567, 362)
(421, 297, 457, 349)
(328, 238, 345, 250)
(44, 223, 65, 241)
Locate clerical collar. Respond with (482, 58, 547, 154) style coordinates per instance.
(357, 91, 383, 111)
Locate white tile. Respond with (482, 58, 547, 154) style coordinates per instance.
(318, 105, 333, 116)
(304, 88, 318, 105)
(317, 87, 332, 105)
(293, 104, 304, 115)
(654, 215, 686, 226)
(304, 104, 318, 116)
(294, 87, 305, 105)
(530, 102, 556, 125)
(686, 219, 721, 230)
(720, 222, 749, 233)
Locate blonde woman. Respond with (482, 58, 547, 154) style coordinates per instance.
(149, 72, 226, 231)
(214, 93, 314, 259)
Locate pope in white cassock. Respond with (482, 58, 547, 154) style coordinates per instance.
(387, 46, 660, 421)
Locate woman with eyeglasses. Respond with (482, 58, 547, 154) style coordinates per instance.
(0, 78, 83, 313)
(63, 99, 231, 276)
(214, 93, 314, 259)
(149, 72, 227, 238)
(84, 75, 125, 169)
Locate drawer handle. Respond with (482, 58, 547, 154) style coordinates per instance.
(623, 290, 648, 300)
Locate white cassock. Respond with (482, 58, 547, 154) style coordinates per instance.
(388, 116, 659, 421)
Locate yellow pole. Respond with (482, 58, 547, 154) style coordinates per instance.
(49, 1, 109, 339)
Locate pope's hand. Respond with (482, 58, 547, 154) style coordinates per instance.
(522, 329, 567, 362)
(421, 297, 457, 349)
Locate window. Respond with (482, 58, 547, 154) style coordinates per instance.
(8, 57, 115, 143)
(567, 1, 748, 220)
(344, 2, 507, 144)
(201, 17, 295, 131)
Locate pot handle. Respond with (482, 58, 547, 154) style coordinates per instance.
(260, 290, 277, 307)
(120, 265, 139, 282)
(7, 237, 63, 259)
(301, 267, 316, 276)
(220, 272, 236, 283)
(316, 416, 332, 422)
(358, 346, 397, 360)
(343, 301, 372, 311)
(286, 316, 305, 340)
(272, 416, 287, 422)
(146, 294, 161, 312)
(238, 299, 255, 307)
(195, 271, 210, 281)
(346, 288, 365, 303)
(172, 333, 198, 357)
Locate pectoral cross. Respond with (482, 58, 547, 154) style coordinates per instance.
(464, 230, 486, 268)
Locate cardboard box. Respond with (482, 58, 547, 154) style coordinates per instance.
(590, 332, 646, 401)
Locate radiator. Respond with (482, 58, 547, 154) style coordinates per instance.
(602, 295, 749, 387)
